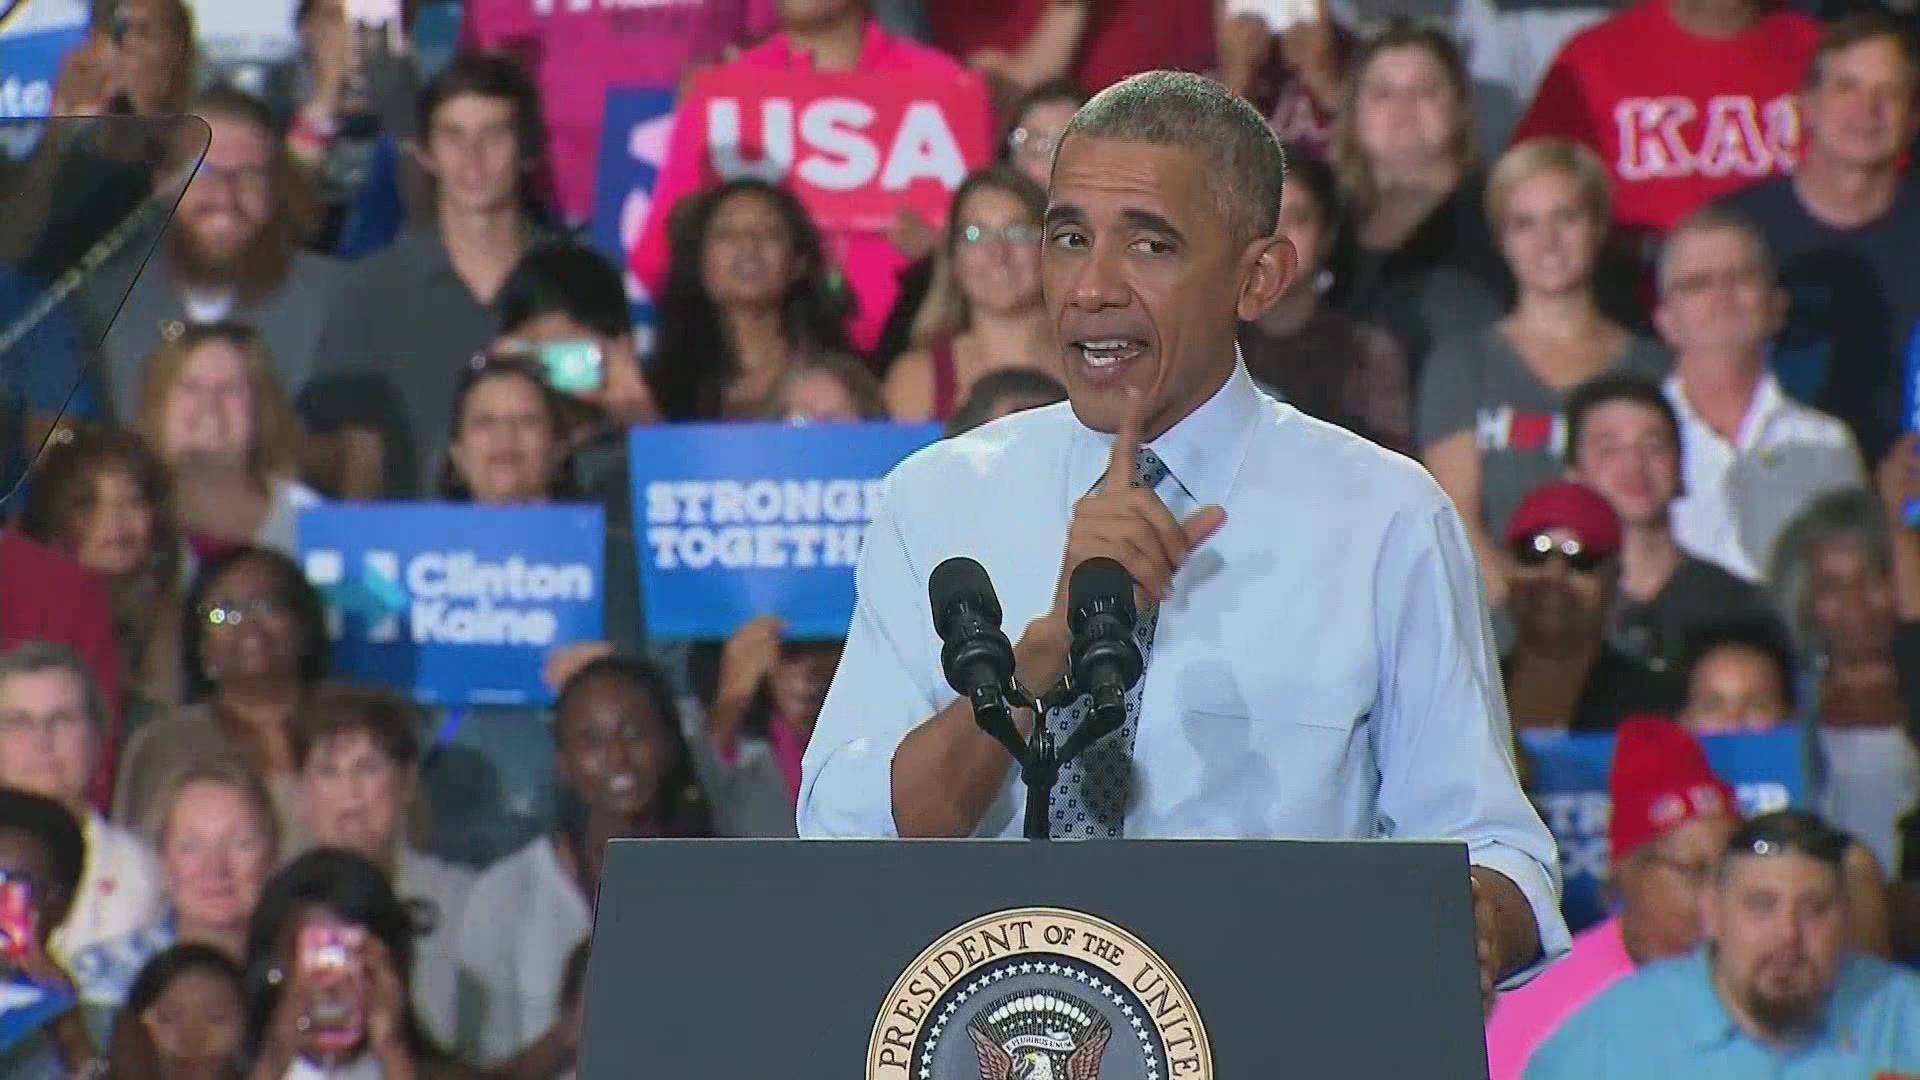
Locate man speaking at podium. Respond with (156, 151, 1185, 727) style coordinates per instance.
(799, 71, 1570, 995)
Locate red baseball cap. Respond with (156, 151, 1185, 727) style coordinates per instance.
(1505, 481, 1622, 558)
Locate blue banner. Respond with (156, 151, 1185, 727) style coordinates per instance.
(1522, 728, 1804, 932)
(0, 976, 73, 1053)
(298, 504, 605, 706)
(631, 422, 941, 639)
(0, 0, 89, 159)
(590, 86, 677, 344)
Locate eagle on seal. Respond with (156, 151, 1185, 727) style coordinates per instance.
(967, 1009, 1111, 1080)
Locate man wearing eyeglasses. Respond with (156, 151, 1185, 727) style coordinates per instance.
(1500, 480, 1682, 733)
(1488, 717, 1738, 1080)
(1528, 809, 1920, 1078)
(1655, 206, 1863, 583)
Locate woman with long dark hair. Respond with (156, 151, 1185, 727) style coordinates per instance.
(435, 353, 579, 503)
(113, 546, 330, 843)
(240, 849, 471, 1078)
(645, 178, 853, 421)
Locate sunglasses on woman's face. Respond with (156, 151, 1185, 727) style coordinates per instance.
(1511, 532, 1607, 575)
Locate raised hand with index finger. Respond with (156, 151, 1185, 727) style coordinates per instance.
(1020, 388, 1227, 691)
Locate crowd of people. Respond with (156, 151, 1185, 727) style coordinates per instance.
(0, 0, 1917, 1074)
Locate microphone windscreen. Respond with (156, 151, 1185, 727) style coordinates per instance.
(1068, 556, 1137, 626)
(929, 556, 1002, 628)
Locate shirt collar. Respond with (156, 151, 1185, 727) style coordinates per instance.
(1068, 353, 1266, 507)
(1681, 946, 1846, 1051)
(1664, 368, 1788, 451)
(766, 18, 891, 70)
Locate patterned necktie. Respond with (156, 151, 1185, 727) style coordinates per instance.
(1046, 448, 1170, 839)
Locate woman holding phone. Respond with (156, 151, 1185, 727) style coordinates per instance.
(242, 849, 472, 1079)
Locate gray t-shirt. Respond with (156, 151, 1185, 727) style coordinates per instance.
(1417, 323, 1669, 536)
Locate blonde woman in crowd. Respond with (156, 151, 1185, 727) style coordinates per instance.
(132, 322, 319, 558)
(1419, 138, 1667, 607)
(75, 756, 280, 1005)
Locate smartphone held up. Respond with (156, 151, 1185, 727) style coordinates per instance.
(298, 922, 368, 1055)
(0, 875, 32, 965)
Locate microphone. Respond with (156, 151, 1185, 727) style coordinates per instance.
(1066, 557, 1145, 749)
(929, 557, 1018, 745)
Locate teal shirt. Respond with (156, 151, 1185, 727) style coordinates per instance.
(1528, 949, 1920, 1079)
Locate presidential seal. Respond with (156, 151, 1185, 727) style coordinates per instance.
(868, 907, 1212, 1080)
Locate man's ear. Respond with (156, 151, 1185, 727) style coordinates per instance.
(1237, 232, 1297, 323)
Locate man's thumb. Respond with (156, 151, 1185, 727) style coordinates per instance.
(1183, 505, 1228, 546)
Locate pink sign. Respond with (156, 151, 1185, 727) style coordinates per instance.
(684, 67, 995, 232)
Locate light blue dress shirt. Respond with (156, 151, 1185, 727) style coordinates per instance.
(1526, 948, 1920, 1078)
(799, 364, 1570, 978)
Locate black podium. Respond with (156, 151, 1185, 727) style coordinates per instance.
(580, 838, 1491, 1078)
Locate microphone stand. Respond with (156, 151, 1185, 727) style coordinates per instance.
(967, 676, 1112, 842)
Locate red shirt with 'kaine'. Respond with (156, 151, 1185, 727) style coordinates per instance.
(1512, 0, 1820, 237)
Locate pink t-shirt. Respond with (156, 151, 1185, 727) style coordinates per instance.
(463, 0, 779, 225)
(1484, 916, 1635, 1080)
(628, 19, 989, 356)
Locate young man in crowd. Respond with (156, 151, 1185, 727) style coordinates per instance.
(0, 787, 103, 1079)
(630, 0, 991, 353)
(84, 88, 346, 423)
(1513, 0, 1820, 242)
(0, 645, 163, 962)
(1500, 480, 1681, 732)
(312, 51, 550, 497)
(292, 684, 473, 1053)
(1725, 14, 1920, 466)
(1562, 373, 1774, 672)
(1529, 811, 1920, 1075)
(1488, 717, 1739, 1080)
(1656, 207, 1864, 582)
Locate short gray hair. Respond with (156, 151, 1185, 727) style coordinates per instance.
(1657, 204, 1777, 293)
(1766, 488, 1891, 661)
(1058, 70, 1287, 244)
(0, 642, 108, 734)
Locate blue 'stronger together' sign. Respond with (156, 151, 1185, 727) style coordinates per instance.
(1522, 727, 1805, 933)
(630, 422, 941, 639)
(298, 503, 606, 706)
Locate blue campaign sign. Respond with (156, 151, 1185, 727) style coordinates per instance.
(298, 503, 605, 706)
(0, 0, 89, 159)
(631, 421, 942, 639)
(0, 976, 73, 1053)
(590, 86, 677, 343)
(1522, 727, 1804, 932)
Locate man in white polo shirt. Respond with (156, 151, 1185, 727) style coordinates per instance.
(1655, 206, 1863, 582)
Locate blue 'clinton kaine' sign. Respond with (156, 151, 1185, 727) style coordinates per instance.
(630, 422, 941, 639)
(298, 504, 605, 706)
(1522, 727, 1804, 933)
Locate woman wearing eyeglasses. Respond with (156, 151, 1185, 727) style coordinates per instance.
(1500, 481, 1683, 733)
(883, 166, 1059, 423)
(113, 547, 330, 847)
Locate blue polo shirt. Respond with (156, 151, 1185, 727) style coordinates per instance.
(1527, 948, 1920, 1079)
